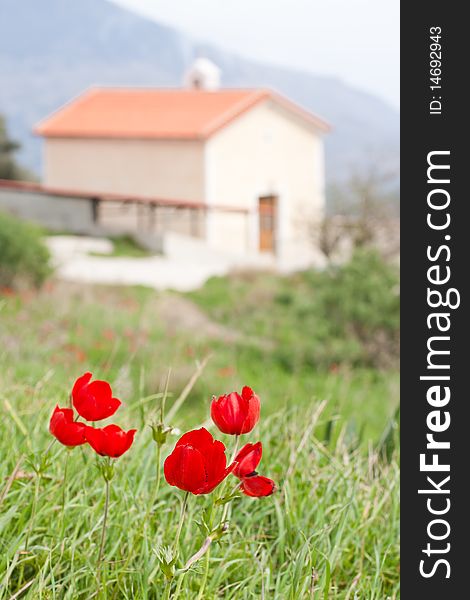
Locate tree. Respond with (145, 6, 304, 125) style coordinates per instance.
(310, 166, 400, 263)
(0, 114, 28, 180)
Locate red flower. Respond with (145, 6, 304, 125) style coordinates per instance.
(211, 386, 260, 435)
(233, 442, 276, 497)
(164, 428, 234, 495)
(72, 372, 121, 422)
(85, 424, 136, 458)
(233, 442, 262, 478)
(49, 405, 87, 447)
(240, 475, 276, 497)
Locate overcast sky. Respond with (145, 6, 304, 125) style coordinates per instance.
(112, 0, 399, 110)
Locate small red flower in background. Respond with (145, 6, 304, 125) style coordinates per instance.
(164, 428, 234, 495)
(217, 366, 236, 378)
(49, 405, 87, 447)
(85, 424, 136, 458)
(233, 442, 276, 497)
(72, 372, 121, 422)
(63, 343, 87, 363)
(102, 328, 115, 341)
(0, 287, 16, 297)
(211, 386, 260, 435)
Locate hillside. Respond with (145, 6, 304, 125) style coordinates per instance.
(0, 0, 399, 182)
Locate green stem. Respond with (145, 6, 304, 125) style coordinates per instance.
(60, 450, 70, 538)
(144, 441, 162, 528)
(174, 437, 240, 599)
(18, 471, 40, 587)
(97, 477, 111, 569)
(44, 436, 57, 455)
(172, 491, 189, 555)
(24, 472, 40, 551)
(232, 435, 240, 463)
(173, 573, 185, 600)
(154, 443, 162, 510)
(221, 481, 242, 523)
(162, 580, 172, 600)
(161, 368, 171, 423)
(220, 434, 240, 523)
(196, 545, 211, 600)
(163, 491, 189, 599)
(145, 369, 169, 524)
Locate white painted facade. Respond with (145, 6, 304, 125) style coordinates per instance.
(44, 137, 206, 202)
(204, 99, 325, 269)
(41, 96, 326, 270)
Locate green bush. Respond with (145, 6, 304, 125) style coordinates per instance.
(301, 249, 400, 368)
(0, 211, 52, 289)
(189, 250, 400, 370)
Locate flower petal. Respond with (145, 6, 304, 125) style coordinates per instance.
(204, 438, 227, 485)
(84, 426, 106, 455)
(211, 388, 260, 435)
(240, 475, 276, 497)
(233, 442, 262, 478)
(87, 380, 112, 401)
(196, 464, 234, 495)
(85, 424, 136, 458)
(72, 372, 92, 399)
(72, 374, 121, 422)
(240, 391, 260, 434)
(211, 393, 244, 434)
(49, 405, 86, 447)
(241, 386, 254, 400)
(164, 444, 207, 493)
(175, 427, 215, 453)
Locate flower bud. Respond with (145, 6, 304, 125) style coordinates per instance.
(210, 522, 229, 541)
(150, 422, 172, 446)
(99, 459, 115, 482)
(155, 546, 177, 580)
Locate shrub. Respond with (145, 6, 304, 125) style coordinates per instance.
(299, 249, 400, 368)
(0, 211, 52, 289)
(190, 250, 400, 370)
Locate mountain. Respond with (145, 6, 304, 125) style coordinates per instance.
(0, 0, 399, 183)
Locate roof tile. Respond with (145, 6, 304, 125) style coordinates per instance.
(34, 87, 329, 139)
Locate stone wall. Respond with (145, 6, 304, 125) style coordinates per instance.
(0, 187, 99, 234)
(0, 187, 165, 252)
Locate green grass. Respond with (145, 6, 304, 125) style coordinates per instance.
(47, 232, 153, 257)
(188, 255, 399, 371)
(90, 235, 153, 258)
(0, 278, 399, 598)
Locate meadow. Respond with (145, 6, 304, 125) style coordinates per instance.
(0, 264, 400, 599)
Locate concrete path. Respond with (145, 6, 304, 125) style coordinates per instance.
(46, 234, 274, 291)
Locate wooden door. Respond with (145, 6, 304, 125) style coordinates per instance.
(258, 195, 277, 252)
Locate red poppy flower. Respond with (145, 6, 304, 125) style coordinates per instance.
(233, 442, 263, 478)
(72, 372, 121, 422)
(240, 475, 276, 497)
(233, 442, 276, 497)
(164, 427, 234, 495)
(49, 405, 87, 447)
(211, 386, 260, 435)
(85, 424, 136, 458)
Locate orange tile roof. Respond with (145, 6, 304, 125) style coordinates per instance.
(34, 87, 330, 139)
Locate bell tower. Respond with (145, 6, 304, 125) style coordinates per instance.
(184, 58, 221, 91)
